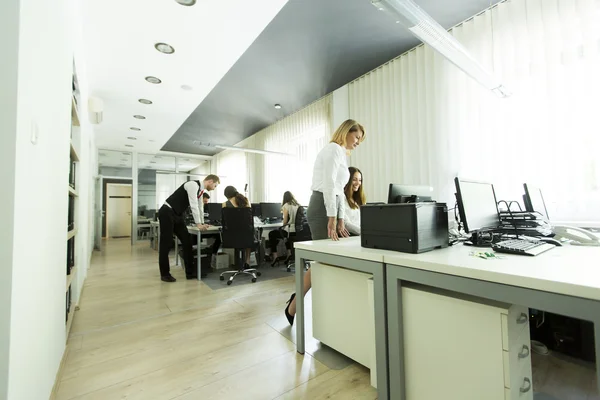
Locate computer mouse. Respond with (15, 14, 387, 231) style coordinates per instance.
(538, 237, 562, 246)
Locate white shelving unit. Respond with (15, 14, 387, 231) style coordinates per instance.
(66, 86, 80, 340)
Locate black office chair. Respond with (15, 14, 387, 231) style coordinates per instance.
(277, 206, 312, 272)
(219, 207, 262, 285)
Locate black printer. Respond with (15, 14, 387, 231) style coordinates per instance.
(361, 202, 449, 254)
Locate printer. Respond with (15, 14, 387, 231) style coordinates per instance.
(361, 202, 449, 254)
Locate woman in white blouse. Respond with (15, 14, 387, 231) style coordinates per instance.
(343, 166, 365, 235)
(284, 119, 366, 325)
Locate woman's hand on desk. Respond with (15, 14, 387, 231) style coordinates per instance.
(337, 219, 350, 238)
(196, 224, 210, 231)
(327, 217, 339, 241)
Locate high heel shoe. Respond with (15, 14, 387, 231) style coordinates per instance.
(284, 293, 296, 326)
(271, 256, 281, 268)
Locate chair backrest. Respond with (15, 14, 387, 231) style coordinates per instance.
(221, 207, 255, 249)
(293, 206, 312, 241)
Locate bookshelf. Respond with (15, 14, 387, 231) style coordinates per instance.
(66, 74, 81, 340)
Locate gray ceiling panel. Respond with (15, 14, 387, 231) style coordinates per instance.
(162, 0, 500, 156)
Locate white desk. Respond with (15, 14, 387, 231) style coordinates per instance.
(294, 238, 391, 400)
(384, 242, 600, 399)
(294, 237, 600, 400)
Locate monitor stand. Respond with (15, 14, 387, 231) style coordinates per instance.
(464, 230, 495, 247)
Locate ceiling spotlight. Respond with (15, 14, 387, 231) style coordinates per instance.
(127, 137, 137, 140)
(125, 144, 134, 148)
(154, 42, 175, 54)
(145, 76, 162, 84)
(138, 99, 152, 105)
(181, 84, 193, 91)
(149, 139, 156, 142)
(133, 115, 146, 119)
(274, 104, 282, 109)
(130, 127, 141, 131)
(175, 0, 196, 5)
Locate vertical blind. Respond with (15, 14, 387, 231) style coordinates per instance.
(349, 0, 600, 222)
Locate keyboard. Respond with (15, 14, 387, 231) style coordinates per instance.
(491, 239, 556, 256)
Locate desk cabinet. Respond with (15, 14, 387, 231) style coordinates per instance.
(401, 286, 532, 400)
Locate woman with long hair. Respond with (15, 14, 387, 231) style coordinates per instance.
(343, 167, 365, 235)
(268, 191, 300, 266)
(284, 119, 366, 325)
(222, 185, 252, 267)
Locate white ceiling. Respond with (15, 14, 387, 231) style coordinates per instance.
(98, 150, 209, 172)
(80, 0, 289, 153)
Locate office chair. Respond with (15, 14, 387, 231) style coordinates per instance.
(277, 206, 312, 272)
(219, 207, 262, 285)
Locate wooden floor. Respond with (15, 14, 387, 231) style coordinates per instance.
(55, 239, 377, 400)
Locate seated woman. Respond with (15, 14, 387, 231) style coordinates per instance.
(268, 191, 300, 266)
(342, 167, 365, 235)
(284, 166, 366, 325)
(222, 185, 253, 268)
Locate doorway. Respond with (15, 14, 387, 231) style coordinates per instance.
(106, 183, 132, 238)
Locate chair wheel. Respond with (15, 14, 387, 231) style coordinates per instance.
(220, 276, 224, 281)
(227, 280, 232, 285)
(286, 267, 291, 272)
(251, 278, 257, 283)
(257, 272, 262, 276)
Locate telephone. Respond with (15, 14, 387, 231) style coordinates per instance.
(552, 225, 600, 247)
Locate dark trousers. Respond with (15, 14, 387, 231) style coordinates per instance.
(211, 236, 221, 254)
(158, 205, 194, 277)
(268, 230, 291, 253)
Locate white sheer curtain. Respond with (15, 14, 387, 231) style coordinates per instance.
(214, 149, 247, 203)
(244, 95, 331, 205)
(349, 0, 600, 223)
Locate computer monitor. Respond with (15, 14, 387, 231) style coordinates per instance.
(523, 184, 549, 219)
(205, 203, 222, 223)
(454, 178, 500, 233)
(387, 184, 434, 204)
(251, 203, 262, 217)
(260, 202, 282, 219)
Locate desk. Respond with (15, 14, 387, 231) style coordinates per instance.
(294, 238, 392, 400)
(384, 243, 600, 399)
(295, 237, 600, 400)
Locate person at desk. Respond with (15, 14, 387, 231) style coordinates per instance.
(202, 192, 210, 205)
(343, 166, 365, 236)
(158, 174, 220, 282)
(284, 120, 366, 325)
(222, 185, 253, 268)
(268, 191, 300, 266)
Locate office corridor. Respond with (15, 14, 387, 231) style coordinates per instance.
(53, 239, 376, 400)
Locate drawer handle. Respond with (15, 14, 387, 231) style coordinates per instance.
(520, 377, 532, 393)
(516, 313, 528, 324)
(518, 345, 530, 359)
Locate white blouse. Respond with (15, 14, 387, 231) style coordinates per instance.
(343, 200, 361, 235)
(311, 143, 350, 219)
(282, 203, 299, 233)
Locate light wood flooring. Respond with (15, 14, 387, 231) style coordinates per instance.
(54, 239, 376, 400)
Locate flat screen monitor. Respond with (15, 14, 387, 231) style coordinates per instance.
(260, 202, 282, 219)
(387, 184, 434, 204)
(454, 178, 500, 233)
(205, 203, 222, 223)
(251, 203, 262, 217)
(523, 184, 549, 219)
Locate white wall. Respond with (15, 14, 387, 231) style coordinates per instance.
(4, 0, 74, 398)
(0, 0, 19, 396)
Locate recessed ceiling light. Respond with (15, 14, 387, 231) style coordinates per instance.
(175, 0, 196, 5)
(127, 137, 137, 140)
(130, 127, 141, 131)
(274, 104, 282, 109)
(149, 139, 156, 142)
(181, 84, 193, 91)
(133, 115, 146, 119)
(138, 99, 152, 105)
(125, 144, 134, 148)
(150, 161, 157, 164)
(154, 42, 175, 54)
(145, 76, 162, 84)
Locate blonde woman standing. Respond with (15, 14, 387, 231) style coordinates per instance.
(284, 119, 366, 325)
